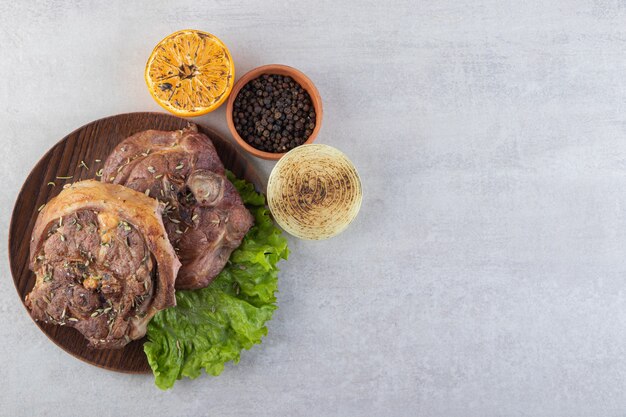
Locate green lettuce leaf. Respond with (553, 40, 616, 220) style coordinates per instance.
(144, 171, 289, 390)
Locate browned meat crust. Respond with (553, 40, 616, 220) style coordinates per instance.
(101, 125, 253, 289)
(26, 180, 180, 349)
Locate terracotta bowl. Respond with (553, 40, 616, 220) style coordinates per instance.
(226, 64, 323, 160)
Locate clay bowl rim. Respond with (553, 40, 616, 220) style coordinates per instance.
(226, 64, 323, 161)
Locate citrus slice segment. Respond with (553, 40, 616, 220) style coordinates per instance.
(145, 30, 235, 116)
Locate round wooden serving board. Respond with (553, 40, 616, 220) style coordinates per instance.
(8, 112, 261, 373)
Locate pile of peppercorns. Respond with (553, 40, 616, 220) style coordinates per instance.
(232, 74, 316, 153)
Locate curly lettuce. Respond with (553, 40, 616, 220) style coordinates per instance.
(144, 172, 289, 389)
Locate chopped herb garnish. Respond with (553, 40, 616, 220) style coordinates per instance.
(118, 221, 132, 231)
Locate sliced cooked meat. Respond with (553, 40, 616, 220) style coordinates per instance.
(26, 180, 180, 349)
(101, 125, 253, 290)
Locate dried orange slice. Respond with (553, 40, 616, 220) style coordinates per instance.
(145, 30, 235, 116)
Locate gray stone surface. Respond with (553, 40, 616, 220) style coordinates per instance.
(2, 0, 626, 415)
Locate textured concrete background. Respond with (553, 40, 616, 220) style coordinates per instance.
(1, 0, 626, 416)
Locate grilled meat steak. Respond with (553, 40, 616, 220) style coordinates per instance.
(101, 125, 253, 289)
(26, 180, 180, 349)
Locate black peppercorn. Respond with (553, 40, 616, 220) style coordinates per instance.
(232, 73, 316, 153)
